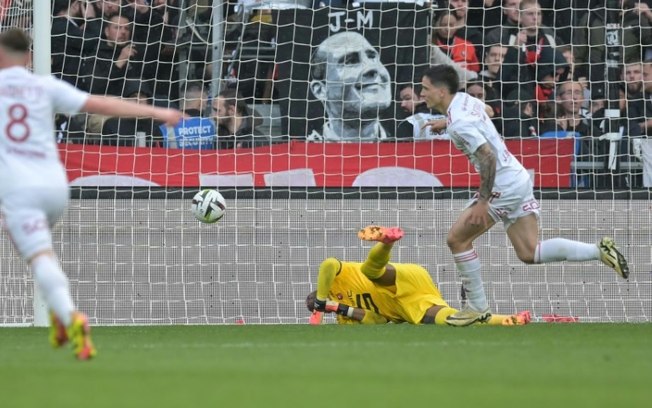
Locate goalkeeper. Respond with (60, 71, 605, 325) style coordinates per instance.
(307, 226, 530, 326)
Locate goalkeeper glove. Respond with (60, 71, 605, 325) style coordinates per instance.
(314, 298, 354, 318)
(313, 298, 327, 312)
(309, 311, 324, 325)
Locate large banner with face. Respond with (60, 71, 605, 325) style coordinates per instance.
(274, 4, 430, 141)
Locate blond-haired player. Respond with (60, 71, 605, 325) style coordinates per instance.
(0, 28, 184, 360)
(307, 226, 531, 326)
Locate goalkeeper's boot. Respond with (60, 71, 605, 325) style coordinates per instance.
(516, 310, 532, 324)
(598, 237, 629, 279)
(446, 306, 492, 327)
(501, 311, 532, 326)
(357, 226, 404, 244)
(67, 312, 97, 361)
(49, 312, 68, 348)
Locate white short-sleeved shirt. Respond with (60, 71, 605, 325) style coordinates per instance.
(0, 66, 88, 196)
(446, 92, 529, 190)
(405, 112, 450, 140)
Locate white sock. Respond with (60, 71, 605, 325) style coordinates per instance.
(454, 249, 489, 312)
(31, 255, 75, 326)
(534, 238, 600, 264)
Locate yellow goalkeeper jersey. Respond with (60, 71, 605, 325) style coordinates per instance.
(330, 261, 449, 324)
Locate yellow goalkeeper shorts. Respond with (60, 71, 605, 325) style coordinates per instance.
(376, 263, 449, 324)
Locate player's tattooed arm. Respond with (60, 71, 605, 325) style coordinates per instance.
(474, 144, 496, 202)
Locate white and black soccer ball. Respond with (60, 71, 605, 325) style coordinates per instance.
(191, 189, 226, 223)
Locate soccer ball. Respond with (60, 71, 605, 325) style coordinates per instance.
(191, 189, 226, 223)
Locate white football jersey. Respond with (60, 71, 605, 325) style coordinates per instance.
(446, 92, 529, 190)
(0, 67, 88, 195)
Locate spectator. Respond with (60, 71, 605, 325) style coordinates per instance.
(499, 0, 560, 102)
(538, 0, 576, 45)
(536, 49, 569, 103)
(484, 0, 521, 48)
(557, 44, 592, 111)
(226, 3, 277, 102)
(634, 0, 652, 60)
(537, 80, 592, 170)
(432, 11, 481, 73)
(465, 81, 496, 117)
(465, 79, 508, 133)
(213, 88, 266, 149)
(625, 60, 644, 92)
(623, 60, 644, 103)
(395, 84, 448, 140)
(51, 0, 94, 91)
(398, 84, 428, 117)
(622, 60, 646, 134)
(152, 0, 181, 26)
(479, 45, 507, 83)
(82, 12, 148, 96)
(574, 0, 652, 100)
(101, 81, 164, 147)
(558, 44, 582, 84)
(447, 0, 484, 59)
(638, 60, 652, 135)
(179, 82, 209, 117)
(84, 0, 123, 43)
(160, 81, 216, 150)
(591, 82, 643, 187)
(501, 48, 566, 120)
(516, 0, 559, 48)
(501, 89, 540, 138)
(554, 80, 591, 136)
(430, 41, 479, 89)
(126, 0, 179, 102)
(466, 0, 504, 34)
(478, 44, 507, 101)
(593, 83, 643, 143)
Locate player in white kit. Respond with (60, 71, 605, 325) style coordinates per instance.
(0, 28, 183, 359)
(419, 65, 629, 326)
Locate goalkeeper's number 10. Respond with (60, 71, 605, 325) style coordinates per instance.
(355, 293, 379, 313)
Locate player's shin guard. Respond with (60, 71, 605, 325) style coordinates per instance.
(360, 242, 392, 280)
(31, 255, 75, 326)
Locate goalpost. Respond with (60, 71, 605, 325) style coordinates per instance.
(0, 0, 650, 326)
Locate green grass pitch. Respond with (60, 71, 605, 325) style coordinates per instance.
(1, 324, 650, 408)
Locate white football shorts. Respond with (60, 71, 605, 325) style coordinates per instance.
(465, 179, 540, 230)
(1, 185, 68, 260)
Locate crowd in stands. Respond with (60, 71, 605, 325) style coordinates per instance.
(43, 0, 652, 186)
(413, 0, 650, 187)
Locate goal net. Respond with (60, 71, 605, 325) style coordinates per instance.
(0, 0, 650, 325)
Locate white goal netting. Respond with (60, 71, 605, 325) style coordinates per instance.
(0, 0, 650, 325)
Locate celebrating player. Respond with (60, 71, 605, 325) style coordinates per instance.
(307, 226, 531, 326)
(0, 28, 183, 359)
(419, 65, 629, 327)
